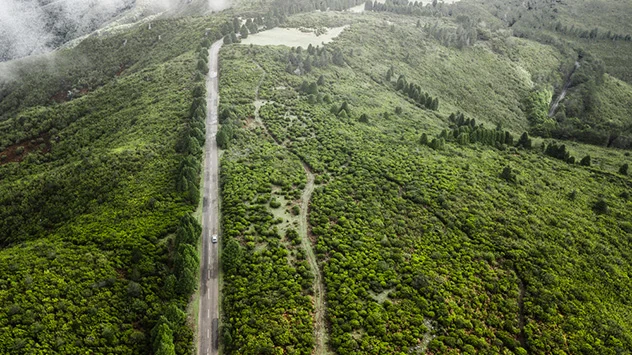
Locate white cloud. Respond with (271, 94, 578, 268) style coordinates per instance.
(207, 0, 230, 12)
(0, 0, 231, 64)
(0, 0, 53, 61)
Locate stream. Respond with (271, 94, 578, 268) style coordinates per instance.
(548, 61, 580, 117)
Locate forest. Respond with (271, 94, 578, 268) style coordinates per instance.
(216, 2, 632, 354)
(1, 0, 631, 354)
(0, 13, 225, 354)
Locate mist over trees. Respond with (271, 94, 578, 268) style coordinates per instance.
(0, 0, 133, 61)
(0, 0, 230, 62)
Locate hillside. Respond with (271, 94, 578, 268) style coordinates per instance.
(0, 0, 631, 354)
(215, 5, 632, 355)
(0, 14, 222, 354)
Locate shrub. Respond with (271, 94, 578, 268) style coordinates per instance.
(270, 198, 281, 208)
(593, 198, 609, 214)
(500, 165, 517, 183)
(291, 205, 300, 215)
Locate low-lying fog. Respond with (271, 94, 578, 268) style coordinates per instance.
(0, 0, 230, 62)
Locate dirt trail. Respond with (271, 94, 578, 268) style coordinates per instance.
(517, 278, 527, 350)
(253, 69, 267, 126)
(252, 62, 330, 354)
(298, 163, 330, 355)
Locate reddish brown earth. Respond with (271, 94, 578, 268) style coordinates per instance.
(116, 63, 127, 77)
(0, 133, 51, 165)
(51, 89, 71, 103)
(51, 85, 95, 104)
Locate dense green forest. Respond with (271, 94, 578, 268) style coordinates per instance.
(216, 2, 632, 354)
(2, 0, 632, 354)
(0, 14, 225, 354)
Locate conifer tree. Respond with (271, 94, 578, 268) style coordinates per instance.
(216, 129, 229, 149)
(594, 198, 609, 214)
(457, 133, 469, 145)
(431, 97, 439, 110)
(501, 165, 517, 183)
(425, 95, 433, 108)
(317, 75, 325, 85)
(300, 80, 309, 93)
(222, 238, 243, 274)
(332, 48, 345, 66)
(240, 25, 249, 39)
(396, 75, 406, 90)
(339, 101, 350, 116)
(580, 155, 591, 166)
(303, 57, 312, 73)
(420, 133, 429, 145)
(175, 244, 199, 295)
(233, 17, 240, 33)
(517, 132, 532, 149)
(307, 82, 318, 95)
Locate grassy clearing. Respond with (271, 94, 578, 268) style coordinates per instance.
(240, 26, 349, 47)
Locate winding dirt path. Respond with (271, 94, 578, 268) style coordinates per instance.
(517, 278, 527, 350)
(298, 163, 330, 355)
(253, 68, 267, 126)
(252, 61, 330, 354)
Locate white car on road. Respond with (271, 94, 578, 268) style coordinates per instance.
(211, 234, 218, 243)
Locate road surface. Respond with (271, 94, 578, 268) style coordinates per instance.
(198, 39, 222, 355)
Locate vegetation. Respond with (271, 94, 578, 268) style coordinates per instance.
(2, 0, 632, 354)
(0, 15, 223, 354)
(217, 5, 632, 354)
(393, 73, 439, 111)
(217, 44, 317, 355)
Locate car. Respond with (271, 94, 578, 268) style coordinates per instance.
(211, 234, 218, 243)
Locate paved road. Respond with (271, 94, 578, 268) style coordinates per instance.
(198, 39, 222, 355)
